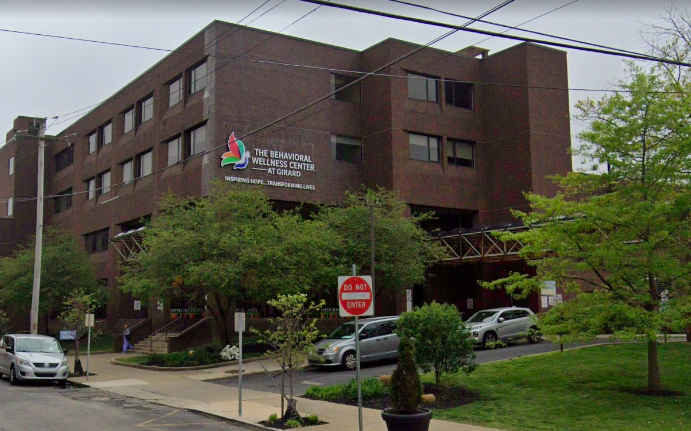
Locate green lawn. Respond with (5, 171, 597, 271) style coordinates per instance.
(430, 343, 690, 431)
(61, 334, 113, 353)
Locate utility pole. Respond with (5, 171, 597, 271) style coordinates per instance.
(30, 118, 46, 335)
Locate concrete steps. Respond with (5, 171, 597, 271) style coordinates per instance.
(134, 336, 170, 354)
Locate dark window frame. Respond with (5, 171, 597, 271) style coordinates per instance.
(85, 228, 109, 254)
(331, 134, 362, 164)
(54, 146, 74, 172)
(331, 73, 361, 104)
(408, 132, 440, 163)
(185, 123, 207, 158)
(138, 94, 154, 124)
(169, 76, 183, 107)
(124, 107, 134, 133)
(445, 80, 474, 109)
(53, 188, 73, 214)
(136, 149, 153, 178)
(188, 60, 208, 95)
(446, 138, 475, 168)
(407, 72, 439, 102)
(97, 170, 111, 195)
(99, 122, 112, 148)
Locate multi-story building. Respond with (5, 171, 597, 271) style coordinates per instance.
(0, 21, 571, 331)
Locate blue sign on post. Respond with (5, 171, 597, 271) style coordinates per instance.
(59, 330, 76, 341)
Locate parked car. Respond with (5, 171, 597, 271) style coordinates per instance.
(0, 334, 69, 386)
(309, 316, 400, 370)
(465, 307, 541, 347)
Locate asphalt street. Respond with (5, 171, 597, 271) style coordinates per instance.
(0, 379, 245, 431)
(209, 339, 616, 396)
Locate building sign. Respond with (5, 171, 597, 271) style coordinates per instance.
(221, 131, 316, 191)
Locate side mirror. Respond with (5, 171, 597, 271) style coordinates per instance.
(498, 317, 505, 323)
(63, 349, 69, 355)
(5, 346, 13, 354)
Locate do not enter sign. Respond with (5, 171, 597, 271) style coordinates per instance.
(338, 276, 374, 317)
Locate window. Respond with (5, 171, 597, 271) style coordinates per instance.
(136, 150, 153, 178)
(8, 156, 13, 175)
(169, 77, 182, 107)
(447, 139, 474, 167)
(53, 188, 72, 214)
(408, 72, 438, 102)
(87, 178, 96, 200)
(331, 134, 362, 164)
(99, 122, 112, 148)
(189, 61, 207, 94)
(85, 228, 109, 254)
(54, 147, 74, 172)
(6, 197, 12, 217)
(98, 170, 111, 195)
(88, 132, 97, 154)
(186, 124, 207, 157)
(124, 107, 134, 133)
(499, 311, 515, 321)
(167, 136, 181, 166)
(331, 74, 361, 103)
(122, 159, 133, 184)
(409, 133, 440, 162)
(139, 95, 154, 124)
(445, 80, 473, 109)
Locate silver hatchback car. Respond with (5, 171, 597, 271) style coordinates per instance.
(465, 307, 541, 347)
(309, 316, 400, 370)
(0, 334, 70, 386)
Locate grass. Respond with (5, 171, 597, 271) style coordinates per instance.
(305, 377, 387, 402)
(61, 333, 113, 353)
(429, 343, 690, 431)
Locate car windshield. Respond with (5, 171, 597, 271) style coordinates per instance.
(16, 338, 63, 354)
(327, 322, 364, 339)
(467, 311, 499, 323)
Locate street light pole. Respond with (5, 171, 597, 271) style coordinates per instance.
(29, 119, 46, 335)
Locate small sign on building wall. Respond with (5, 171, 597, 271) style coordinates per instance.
(134, 300, 141, 311)
(467, 298, 474, 310)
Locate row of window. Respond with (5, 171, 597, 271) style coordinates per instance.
(408, 73, 473, 109)
(409, 133, 475, 167)
(8, 156, 14, 176)
(84, 60, 207, 157)
(330, 72, 474, 110)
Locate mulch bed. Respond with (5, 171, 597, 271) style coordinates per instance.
(302, 382, 479, 410)
(259, 418, 327, 429)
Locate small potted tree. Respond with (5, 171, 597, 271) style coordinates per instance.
(381, 337, 432, 431)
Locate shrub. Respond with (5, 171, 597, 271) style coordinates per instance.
(343, 377, 387, 401)
(378, 374, 391, 385)
(285, 419, 301, 428)
(267, 413, 279, 423)
(304, 385, 343, 401)
(421, 394, 436, 404)
(397, 301, 476, 385)
(305, 414, 320, 425)
(389, 337, 422, 414)
(485, 339, 508, 349)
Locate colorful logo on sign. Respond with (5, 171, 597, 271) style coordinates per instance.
(220, 132, 250, 170)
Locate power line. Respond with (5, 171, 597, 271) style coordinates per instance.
(297, 0, 691, 67)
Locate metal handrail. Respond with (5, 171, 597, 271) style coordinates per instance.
(148, 318, 183, 353)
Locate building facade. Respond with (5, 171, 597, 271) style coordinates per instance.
(0, 21, 571, 331)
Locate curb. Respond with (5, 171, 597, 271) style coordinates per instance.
(185, 408, 279, 431)
(111, 354, 272, 371)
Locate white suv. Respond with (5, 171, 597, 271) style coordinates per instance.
(465, 307, 541, 347)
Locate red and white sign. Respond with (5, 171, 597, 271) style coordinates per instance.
(338, 276, 374, 317)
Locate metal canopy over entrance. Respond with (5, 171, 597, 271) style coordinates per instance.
(111, 227, 146, 262)
(437, 224, 528, 263)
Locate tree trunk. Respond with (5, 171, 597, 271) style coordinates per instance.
(686, 324, 690, 342)
(647, 339, 662, 392)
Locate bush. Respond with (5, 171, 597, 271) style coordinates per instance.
(305, 414, 320, 425)
(304, 385, 343, 401)
(285, 419, 301, 428)
(343, 377, 387, 401)
(389, 337, 422, 414)
(0, 310, 9, 335)
(267, 413, 279, 423)
(397, 301, 476, 385)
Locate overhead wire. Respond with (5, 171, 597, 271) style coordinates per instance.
(296, 0, 691, 67)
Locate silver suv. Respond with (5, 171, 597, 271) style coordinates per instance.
(309, 316, 399, 370)
(0, 334, 70, 386)
(465, 307, 541, 347)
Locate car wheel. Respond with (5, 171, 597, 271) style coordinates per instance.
(528, 327, 542, 344)
(9, 366, 18, 386)
(482, 332, 498, 348)
(342, 351, 357, 371)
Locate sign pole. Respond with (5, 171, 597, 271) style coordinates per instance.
(353, 264, 363, 431)
(235, 312, 246, 417)
(85, 313, 94, 382)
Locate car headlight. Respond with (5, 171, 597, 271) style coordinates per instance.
(61, 358, 69, 366)
(472, 331, 479, 337)
(324, 346, 339, 354)
(16, 358, 31, 366)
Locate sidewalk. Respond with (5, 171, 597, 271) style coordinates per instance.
(68, 353, 505, 431)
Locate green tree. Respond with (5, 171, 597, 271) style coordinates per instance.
(0, 228, 99, 331)
(483, 68, 691, 392)
(58, 290, 101, 374)
(315, 188, 447, 309)
(254, 293, 324, 422)
(396, 301, 476, 385)
(119, 182, 340, 346)
(0, 310, 9, 334)
(389, 337, 422, 414)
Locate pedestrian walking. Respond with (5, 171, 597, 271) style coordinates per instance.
(123, 325, 135, 353)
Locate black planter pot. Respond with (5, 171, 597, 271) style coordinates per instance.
(381, 408, 432, 431)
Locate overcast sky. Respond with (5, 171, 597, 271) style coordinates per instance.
(0, 0, 679, 170)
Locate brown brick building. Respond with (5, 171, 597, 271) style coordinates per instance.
(0, 21, 571, 331)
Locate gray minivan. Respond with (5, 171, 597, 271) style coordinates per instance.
(309, 316, 399, 370)
(0, 334, 70, 386)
